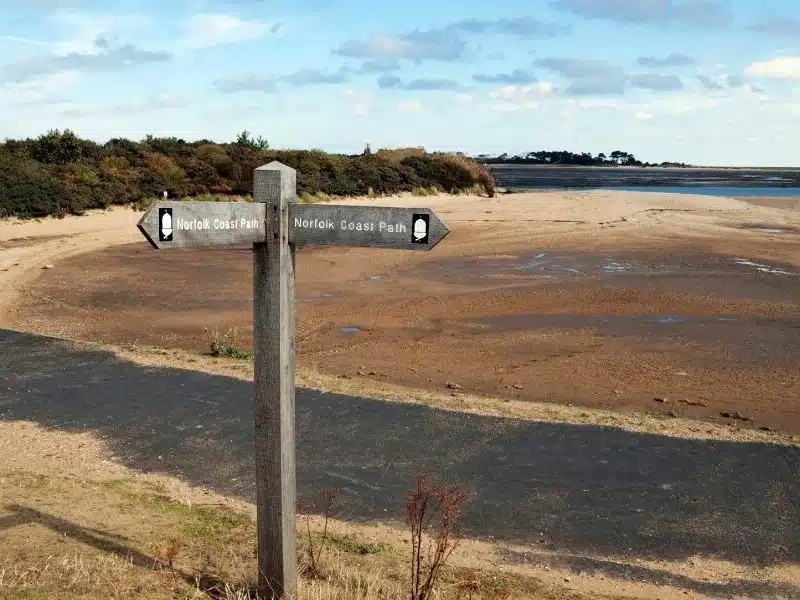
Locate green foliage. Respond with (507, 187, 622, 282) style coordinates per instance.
(31, 129, 95, 165)
(0, 131, 495, 219)
(234, 129, 269, 151)
(327, 532, 385, 555)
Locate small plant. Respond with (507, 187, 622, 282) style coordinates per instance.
(406, 474, 470, 600)
(327, 532, 385, 555)
(298, 489, 337, 579)
(206, 327, 251, 359)
(152, 536, 182, 580)
(411, 187, 430, 197)
(454, 568, 480, 600)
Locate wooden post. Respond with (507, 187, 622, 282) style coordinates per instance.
(136, 161, 449, 599)
(252, 161, 297, 599)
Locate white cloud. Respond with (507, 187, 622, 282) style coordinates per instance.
(342, 88, 371, 116)
(744, 56, 800, 80)
(489, 82, 554, 107)
(335, 30, 465, 62)
(398, 99, 422, 112)
(634, 111, 652, 120)
(180, 14, 274, 50)
(50, 13, 150, 54)
(568, 97, 624, 109)
(637, 92, 722, 114)
(58, 91, 189, 117)
(0, 36, 49, 46)
(453, 93, 473, 105)
(2, 71, 80, 106)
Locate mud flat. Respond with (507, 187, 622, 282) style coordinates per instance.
(3, 189, 798, 434)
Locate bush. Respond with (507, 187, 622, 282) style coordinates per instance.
(435, 153, 496, 197)
(0, 131, 495, 219)
(31, 129, 96, 165)
(0, 152, 76, 218)
(401, 156, 474, 193)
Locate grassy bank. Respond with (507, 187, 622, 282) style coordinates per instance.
(0, 466, 603, 600)
(0, 131, 495, 219)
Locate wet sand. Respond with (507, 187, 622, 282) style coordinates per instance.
(5, 190, 798, 434)
(733, 196, 800, 210)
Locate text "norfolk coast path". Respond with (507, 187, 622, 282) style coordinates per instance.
(294, 216, 408, 233)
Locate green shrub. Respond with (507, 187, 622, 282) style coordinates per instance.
(401, 155, 473, 193)
(31, 129, 97, 165)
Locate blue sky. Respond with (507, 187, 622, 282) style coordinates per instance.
(1, 0, 799, 166)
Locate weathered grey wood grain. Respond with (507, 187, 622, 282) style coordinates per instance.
(137, 201, 266, 249)
(252, 161, 297, 599)
(290, 204, 449, 250)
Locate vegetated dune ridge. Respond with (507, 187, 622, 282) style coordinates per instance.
(1, 189, 799, 436)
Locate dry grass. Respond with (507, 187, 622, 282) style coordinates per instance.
(374, 147, 426, 162)
(411, 186, 442, 197)
(0, 470, 588, 600)
(298, 191, 334, 204)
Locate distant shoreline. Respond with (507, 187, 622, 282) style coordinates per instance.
(486, 164, 800, 190)
(487, 164, 800, 172)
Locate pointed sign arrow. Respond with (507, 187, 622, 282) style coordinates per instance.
(289, 204, 449, 250)
(137, 201, 267, 249)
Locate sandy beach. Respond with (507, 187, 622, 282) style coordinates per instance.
(2, 189, 799, 434)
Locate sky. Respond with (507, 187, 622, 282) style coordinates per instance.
(1, 0, 800, 166)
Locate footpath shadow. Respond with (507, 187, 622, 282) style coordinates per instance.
(1, 329, 797, 587)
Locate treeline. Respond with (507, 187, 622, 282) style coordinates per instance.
(0, 130, 495, 219)
(475, 150, 690, 167)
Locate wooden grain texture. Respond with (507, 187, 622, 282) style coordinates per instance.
(137, 201, 266, 248)
(252, 161, 297, 599)
(290, 204, 449, 250)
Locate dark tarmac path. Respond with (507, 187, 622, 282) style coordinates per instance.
(1, 329, 798, 597)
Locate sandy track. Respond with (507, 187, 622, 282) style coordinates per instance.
(0, 208, 143, 323)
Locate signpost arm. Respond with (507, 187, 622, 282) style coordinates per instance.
(253, 162, 297, 598)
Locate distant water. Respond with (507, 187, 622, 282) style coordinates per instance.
(523, 186, 800, 197)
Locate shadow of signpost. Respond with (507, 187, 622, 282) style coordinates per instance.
(1, 329, 797, 586)
(0, 504, 234, 597)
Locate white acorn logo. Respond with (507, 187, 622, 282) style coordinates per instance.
(161, 211, 172, 237)
(413, 217, 427, 241)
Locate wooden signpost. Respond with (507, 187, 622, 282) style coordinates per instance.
(137, 161, 449, 598)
